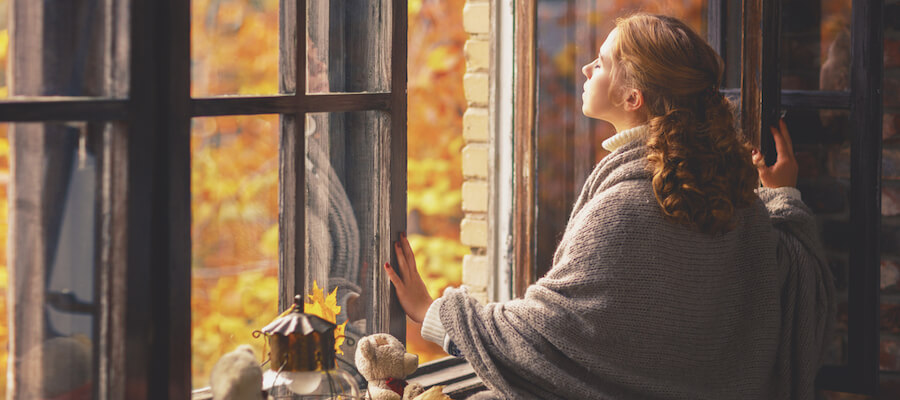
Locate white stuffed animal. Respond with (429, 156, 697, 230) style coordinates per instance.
(210, 345, 264, 400)
(355, 333, 425, 400)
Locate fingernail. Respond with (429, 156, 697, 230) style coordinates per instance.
(384, 262, 390, 269)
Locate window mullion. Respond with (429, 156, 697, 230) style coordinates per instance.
(277, 0, 306, 311)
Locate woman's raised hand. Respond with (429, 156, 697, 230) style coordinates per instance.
(753, 119, 799, 188)
(384, 233, 433, 323)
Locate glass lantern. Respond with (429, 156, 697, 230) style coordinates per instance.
(259, 295, 360, 399)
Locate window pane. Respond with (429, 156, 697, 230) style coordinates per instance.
(534, 0, 707, 276)
(780, 0, 852, 91)
(3, 0, 129, 98)
(191, 0, 280, 96)
(6, 121, 104, 398)
(191, 115, 279, 388)
(306, 0, 392, 93)
(305, 111, 390, 385)
(784, 107, 851, 367)
(883, 110, 900, 374)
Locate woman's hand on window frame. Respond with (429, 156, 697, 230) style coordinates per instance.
(384, 233, 433, 324)
(753, 118, 799, 189)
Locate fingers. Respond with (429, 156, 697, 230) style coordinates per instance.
(384, 262, 403, 289)
(751, 148, 765, 169)
(399, 233, 414, 263)
(769, 119, 795, 163)
(394, 241, 408, 273)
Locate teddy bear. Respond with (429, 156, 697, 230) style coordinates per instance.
(355, 333, 425, 400)
(209, 344, 264, 400)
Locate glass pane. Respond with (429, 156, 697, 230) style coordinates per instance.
(785, 107, 851, 366)
(306, 0, 392, 93)
(883, 112, 900, 375)
(6, 121, 103, 398)
(2, 0, 129, 98)
(720, 0, 742, 89)
(305, 111, 390, 385)
(190, 115, 279, 388)
(192, 0, 280, 96)
(405, 0, 467, 364)
(534, 0, 707, 275)
(780, 0, 852, 91)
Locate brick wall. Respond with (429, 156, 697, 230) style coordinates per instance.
(459, 0, 491, 304)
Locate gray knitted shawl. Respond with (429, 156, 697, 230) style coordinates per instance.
(440, 139, 835, 399)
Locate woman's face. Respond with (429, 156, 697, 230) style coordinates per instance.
(581, 29, 620, 122)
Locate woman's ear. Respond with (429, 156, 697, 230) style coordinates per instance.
(623, 88, 644, 112)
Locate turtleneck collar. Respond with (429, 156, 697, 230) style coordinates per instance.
(601, 124, 650, 153)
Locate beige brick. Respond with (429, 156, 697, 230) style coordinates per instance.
(463, 107, 489, 142)
(463, 254, 490, 288)
(460, 218, 488, 247)
(462, 181, 488, 212)
(462, 2, 490, 34)
(464, 72, 489, 105)
(465, 39, 490, 72)
(462, 144, 489, 178)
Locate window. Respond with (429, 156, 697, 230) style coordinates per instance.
(0, 1, 408, 399)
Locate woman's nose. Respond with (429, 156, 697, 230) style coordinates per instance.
(582, 63, 591, 78)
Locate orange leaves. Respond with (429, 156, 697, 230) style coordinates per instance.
(405, 0, 467, 365)
(191, 0, 279, 96)
(191, 113, 279, 387)
(304, 281, 348, 355)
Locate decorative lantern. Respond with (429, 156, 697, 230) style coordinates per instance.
(258, 295, 360, 399)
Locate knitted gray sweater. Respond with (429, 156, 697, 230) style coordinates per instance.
(438, 139, 835, 399)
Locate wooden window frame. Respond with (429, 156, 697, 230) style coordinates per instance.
(0, 0, 408, 398)
(738, 0, 884, 394)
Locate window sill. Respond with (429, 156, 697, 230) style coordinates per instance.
(190, 357, 486, 400)
(408, 356, 486, 399)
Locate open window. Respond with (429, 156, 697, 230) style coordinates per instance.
(0, 0, 407, 398)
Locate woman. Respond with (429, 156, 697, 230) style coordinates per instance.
(386, 14, 834, 399)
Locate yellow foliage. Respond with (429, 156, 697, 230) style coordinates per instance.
(304, 281, 348, 355)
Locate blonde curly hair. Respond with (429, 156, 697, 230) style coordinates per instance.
(611, 13, 758, 235)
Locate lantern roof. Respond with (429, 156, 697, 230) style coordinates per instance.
(260, 295, 335, 336)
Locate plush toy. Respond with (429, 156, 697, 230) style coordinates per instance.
(413, 386, 451, 400)
(209, 344, 264, 400)
(355, 333, 425, 400)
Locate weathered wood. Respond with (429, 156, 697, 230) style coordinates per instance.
(759, 0, 781, 165)
(0, 98, 128, 122)
(277, 0, 305, 312)
(723, 88, 850, 110)
(190, 93, 392, 117)
(8, 126, 49, 400)
(125, 0, 192, 397)
(341, 0, 393, 335)
(837, 0, 883, 394)
(741, 0, 762, 147)
(389, 0, 407, 341)
(513, 0, 536, 298)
